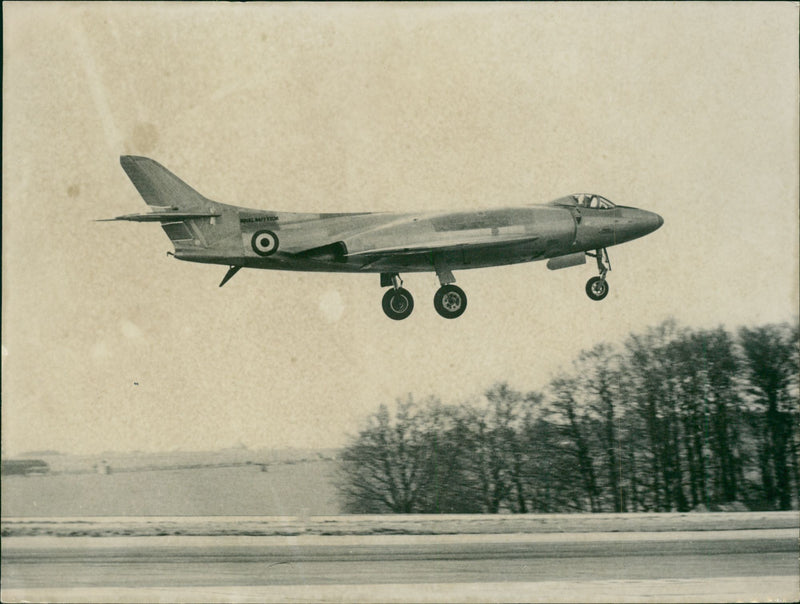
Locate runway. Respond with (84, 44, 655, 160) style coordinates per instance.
(3, 529, 798, 602)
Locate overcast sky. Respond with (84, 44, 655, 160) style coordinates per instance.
(3, 2, 797, 455)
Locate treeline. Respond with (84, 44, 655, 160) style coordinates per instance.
(337, 320, 799, 513)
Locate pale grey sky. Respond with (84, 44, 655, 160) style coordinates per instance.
(3, 2, 798, 455)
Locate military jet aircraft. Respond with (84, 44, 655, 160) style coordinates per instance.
(105, 156, 663, 320)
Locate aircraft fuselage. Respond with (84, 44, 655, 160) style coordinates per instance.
(172, 201, 662, 275)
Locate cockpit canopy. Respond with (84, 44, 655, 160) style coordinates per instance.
(576, 194, 615, 209)
(551, 194, 616, 209)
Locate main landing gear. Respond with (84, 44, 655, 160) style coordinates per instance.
(380, 268, 468, 320)
(381, 273, 414, 320)
(585, 248, 611, 301)
(434, 284, 467, 319)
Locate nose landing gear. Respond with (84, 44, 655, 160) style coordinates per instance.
(585, 248, 611, 301)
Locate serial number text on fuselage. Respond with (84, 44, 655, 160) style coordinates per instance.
(240, 216, 279, 223)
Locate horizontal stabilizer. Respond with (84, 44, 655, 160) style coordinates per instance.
(98, 211, 221, 222)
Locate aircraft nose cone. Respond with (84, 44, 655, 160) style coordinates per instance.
(639, 210, 664, 234)
(653, 212, 664, 230)
(618, 208, 663, 242)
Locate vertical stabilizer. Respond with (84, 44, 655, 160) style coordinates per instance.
(120, 155, 210, 211)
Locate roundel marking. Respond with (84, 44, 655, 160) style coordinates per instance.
(251, 230, 279, 256)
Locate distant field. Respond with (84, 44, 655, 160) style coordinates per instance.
(1, 460, 340, 516)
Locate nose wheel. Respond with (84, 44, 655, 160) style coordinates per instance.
(585, 248, 610, 301)
(586, 276, 609, 300)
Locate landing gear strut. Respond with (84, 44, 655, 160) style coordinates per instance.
(585, 248, 610, 301)
(381, 273, 414, 320)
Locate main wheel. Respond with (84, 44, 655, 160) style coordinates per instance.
(434, 284, 467, 319)
(382, 287, 414, 320)
(586, 276, 609, 301)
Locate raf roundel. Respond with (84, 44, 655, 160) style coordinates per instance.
(251, 230, 279, 256)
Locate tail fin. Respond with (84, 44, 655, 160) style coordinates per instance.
(120, 155, 210, 211)
(117, 156, 240, 254)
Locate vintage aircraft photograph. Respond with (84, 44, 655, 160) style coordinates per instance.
(104, 156, 663, 320)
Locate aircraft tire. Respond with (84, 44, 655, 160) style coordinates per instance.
(434, 284, 467, 319)
(586, 276, 609, 301)
(382, 288, 414, 320)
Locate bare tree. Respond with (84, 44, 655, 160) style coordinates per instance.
(549, 374, 601, 512)
(625, 320, 689, 512)
(338, 397, 428, 513)
(739, 324, 799, 510)
(415, 399, 483, 513)
(573, 344, 626, 512)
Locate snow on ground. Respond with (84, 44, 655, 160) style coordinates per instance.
(2, 512, 797, 538)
